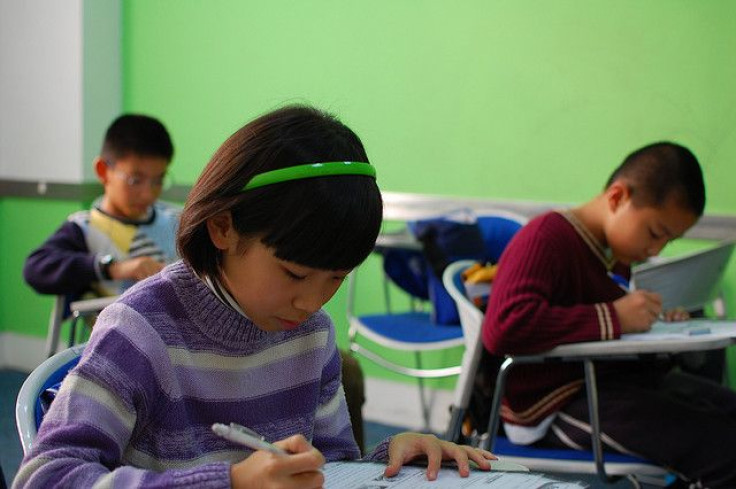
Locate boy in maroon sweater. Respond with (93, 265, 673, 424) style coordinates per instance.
(483, 142, 736, 488)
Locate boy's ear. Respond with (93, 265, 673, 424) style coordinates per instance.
(94, 157, 109, 183)
(206, 211, 236, 251)
(605, 180, 630, 212)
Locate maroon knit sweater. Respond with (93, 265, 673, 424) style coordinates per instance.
(482, 211, 638, 426)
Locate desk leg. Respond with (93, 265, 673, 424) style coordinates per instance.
(584, 360, 615, 483)
(483, 357, 513, 452)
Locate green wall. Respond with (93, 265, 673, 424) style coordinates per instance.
(4, 1, 736, 385)
(1, 199, 86, 337)
(121, 0, 736, 384)
(121, 0, 736, 210)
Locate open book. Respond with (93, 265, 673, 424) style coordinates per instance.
(631, 241, 734, 312)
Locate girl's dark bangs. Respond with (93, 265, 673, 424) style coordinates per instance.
(262, 178, 382, 270)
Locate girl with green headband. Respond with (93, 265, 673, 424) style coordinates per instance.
(16, 105, 495, 489)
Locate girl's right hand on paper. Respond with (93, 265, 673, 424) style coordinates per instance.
(384, 432, 496, 480)
(613, 290, 662, 333)
(230, 434, 325, 489)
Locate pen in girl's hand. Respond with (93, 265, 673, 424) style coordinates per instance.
(211, 423, 288, 455)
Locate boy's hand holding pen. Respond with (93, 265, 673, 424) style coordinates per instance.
(613, 290, 663, 333)
(213, 423, 325, 489)
(609, 271, 692, 333)
(609, 272, 664, 333)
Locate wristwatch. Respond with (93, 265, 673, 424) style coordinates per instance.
(99, 254, 115, 280)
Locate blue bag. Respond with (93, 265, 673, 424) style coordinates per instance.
(408, 211, 487, 324)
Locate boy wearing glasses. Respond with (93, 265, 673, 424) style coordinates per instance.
(24, 114, 179, 298)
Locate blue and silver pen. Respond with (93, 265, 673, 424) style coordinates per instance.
(610, 271, 668, 321)
(211, 422, 288, 455)
(608, 271, 630, 292)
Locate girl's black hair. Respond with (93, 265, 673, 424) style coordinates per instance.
(177, 105, 383, 278)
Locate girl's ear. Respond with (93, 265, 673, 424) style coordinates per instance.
(206, 211, 236, 251)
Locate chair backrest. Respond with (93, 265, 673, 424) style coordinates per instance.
(443, 260, 506, 442)
(399, 209, 527, 325)
(443, 260, 485, 347)
(475, 211, 528, 263)
(16, 343, 85, 455)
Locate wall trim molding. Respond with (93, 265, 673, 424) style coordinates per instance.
(2, 180, 734, 241)
(381, 191, 736, 242)
(0, 179, 190, 202)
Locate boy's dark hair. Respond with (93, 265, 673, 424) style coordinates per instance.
(177, 105, 383, 278)
(101, 114, 174, 162)
(605, 141, 705, 217)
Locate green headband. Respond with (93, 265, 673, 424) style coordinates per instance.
(242, 161, 376, 191)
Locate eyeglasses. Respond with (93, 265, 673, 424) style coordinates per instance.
(107, 164, 173, 191)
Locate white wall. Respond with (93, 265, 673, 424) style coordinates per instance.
(0, 0, 120, 184)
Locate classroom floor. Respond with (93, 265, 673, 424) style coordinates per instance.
(1, 369, 652, 488)
(1, 369, 26, 489)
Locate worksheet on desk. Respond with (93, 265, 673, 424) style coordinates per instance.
(621, 319, 736, 341)
(323, 461, 589, 488)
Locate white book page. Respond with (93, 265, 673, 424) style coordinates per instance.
(323, 460, 588, 489)
(621, 319, 736, 341)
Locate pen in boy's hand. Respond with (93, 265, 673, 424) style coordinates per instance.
(608, 272, 630, 292)
(610, 271, 667, 321)
(211, 423, 288, 455)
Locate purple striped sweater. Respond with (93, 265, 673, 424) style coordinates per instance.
(14, 261, 388, 488)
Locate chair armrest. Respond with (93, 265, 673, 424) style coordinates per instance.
(374, 228, 422, 252)
(69, 296, 118, 316)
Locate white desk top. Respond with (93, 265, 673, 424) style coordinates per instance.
(520, 321, 736, 361)
(543, 334, 732, 360)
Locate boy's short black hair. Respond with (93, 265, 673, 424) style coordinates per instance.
(178, 105, 383, 278)
(606, 141, 705, 217)
(101, 114, 174, 162)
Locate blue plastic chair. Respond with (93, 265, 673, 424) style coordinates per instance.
(347, 210, 526, 430)
(15, 343, 85, 455)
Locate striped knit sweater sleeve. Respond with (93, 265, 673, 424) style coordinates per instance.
(13, 261, 365, 489)
(481, 211, 630, 426)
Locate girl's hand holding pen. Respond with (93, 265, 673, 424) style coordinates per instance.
(230, 434, 325, 489)
(613, 290, 663, 333)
